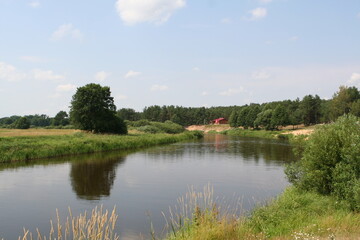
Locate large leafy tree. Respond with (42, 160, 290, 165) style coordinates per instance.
(70, 83, 127, 134)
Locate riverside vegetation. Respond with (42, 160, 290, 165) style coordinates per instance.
(12, 115, 360, 239)
(0, 130, 203, 163)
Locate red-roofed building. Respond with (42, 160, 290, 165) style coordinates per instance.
(211, 118, 228, 125)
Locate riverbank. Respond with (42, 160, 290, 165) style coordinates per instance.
(165, 186, 360, 240)
(0, 131, 203, 163)
(186, 124, 315, 140)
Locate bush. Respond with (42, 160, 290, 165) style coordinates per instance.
(137, 125, 162, 134)
(285, 115, 360, 210)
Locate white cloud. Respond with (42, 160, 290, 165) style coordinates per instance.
(192, 67, 200, 71)
(117, 94, 128, 100)
(95, 71, 111, 82)
(32, 69, 64, 81)
(252, 70, 270, 80)
(51, 24, 83, 41)
(29, 1, 40, 8)
(357, 12, 360, 18)
(20, 56, 44, 63)
(219, 87, 244, 96)
(290, 36, 299, 41)
(150, 84, 168, 91)
(56, 84, 77, 92)
(115, 0, 186, 25)
(125, 70, 141, 78)
(247, 8, 267, 21)
(201, 91, 209, 96)
(348, 73, 360, 84)
(0, 62, 27, 82)
(259, 0, 272, 3)
(221, 18, 231, 24)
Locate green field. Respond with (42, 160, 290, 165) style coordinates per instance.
(0, 130, 203, 163)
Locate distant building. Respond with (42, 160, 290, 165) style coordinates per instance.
(211, 118, 228, 125)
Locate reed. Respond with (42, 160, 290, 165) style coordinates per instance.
(18, 206, 118, 240)
(164, 185, 241, 240)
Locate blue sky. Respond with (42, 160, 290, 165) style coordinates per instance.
(1, 0, 360, 117)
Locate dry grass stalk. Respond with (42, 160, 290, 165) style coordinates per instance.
(18, 206, 119, 240)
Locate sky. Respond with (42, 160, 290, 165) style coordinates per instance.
(1, 0, 360, 117)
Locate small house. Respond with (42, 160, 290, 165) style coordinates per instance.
(211, 118, 228, 125)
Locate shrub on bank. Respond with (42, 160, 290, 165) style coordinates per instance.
(126, 120, 185, 134)
(285, 114, 360, 210)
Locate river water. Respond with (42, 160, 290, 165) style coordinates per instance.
(0, 134, 295, 239)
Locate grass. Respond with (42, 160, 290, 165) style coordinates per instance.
(18, 206, 119, 240)
(0, 130, 203, 163)
(164, 187, 360, 240)
(0, 128, 81, 137)
(10, 187, 360, 240)
(221, 128, 285, 139)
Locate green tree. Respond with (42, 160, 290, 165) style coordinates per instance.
(52, 111, 70, 126)
(271, 105, 289, 130)
(299, 94, 322, 126)
(229, 111, 239, 127)
(285, 115, 360, 210)
(331, 86, 360, 120)
(237, 107, 250, 128)
(254, 109, 274, 130)
(350, 99, 360, 117)
(246, 105, 261, 129)
(70, 83, 127, 134)
(14, 117, 30, 129)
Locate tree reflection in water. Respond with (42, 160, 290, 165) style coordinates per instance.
(70, 151, 127, 200)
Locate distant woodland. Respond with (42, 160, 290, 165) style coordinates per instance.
(1, 85, 360, 130)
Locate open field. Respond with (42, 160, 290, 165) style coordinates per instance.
(0, 128, 81, 137)
(0, 130, 203, 163)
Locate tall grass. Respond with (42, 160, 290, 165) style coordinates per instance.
(164, 185, 241, 240)
(164, 186, 360, 240)
(19, 206, 118, 240)
(0, 131, 203, 163)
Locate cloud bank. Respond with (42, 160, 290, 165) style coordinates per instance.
(115, 0, 186, 25)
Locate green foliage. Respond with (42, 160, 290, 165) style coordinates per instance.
(128, 120, 184, 134)
(52, 111, 69, 126)
(271, 105, 289, 129)
(116, 108, 142, 121)
(70, 83, 127, 134)
(14, 117, 30, 129)
(300, 94, 322, 126)
(331, 86, 360, 120)
(0, 131, 202, 163)
(229, 111, 239, 127)
(254, 109, 274, 130)
(237, 107, 250, 128)
(285, 115, 360, 210)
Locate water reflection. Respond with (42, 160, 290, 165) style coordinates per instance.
(143, 135, 297, 165)
(70, 152, 127, 200)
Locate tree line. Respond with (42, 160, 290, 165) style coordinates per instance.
(1, 85, 359, 130)
(118, 85, 360, 128)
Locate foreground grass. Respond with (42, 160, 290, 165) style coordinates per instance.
(165, 187, 360, 240)
(0, 131, 203, 163)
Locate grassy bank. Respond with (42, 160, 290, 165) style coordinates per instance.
(165, 186, 360, 240)
(220, 128, 287, 140)
(0, 131, 203, 163)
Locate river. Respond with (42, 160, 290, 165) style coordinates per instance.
(0, 134, 295, 239)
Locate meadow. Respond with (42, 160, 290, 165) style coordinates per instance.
(0, 129, 203, 163)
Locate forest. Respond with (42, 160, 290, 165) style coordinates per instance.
(1, 85, 360, 129)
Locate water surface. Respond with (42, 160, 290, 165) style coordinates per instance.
(0, 134, 295, 239)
